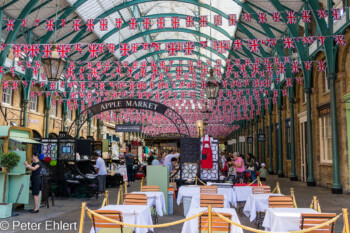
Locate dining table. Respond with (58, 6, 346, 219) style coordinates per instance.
(132, 191, 166, 216)
(243, 193, 284, 222)
(89, 205, 153, 233)
(262, 208, 319, 232)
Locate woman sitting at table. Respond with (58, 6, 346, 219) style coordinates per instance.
(233, 152, 245, 184)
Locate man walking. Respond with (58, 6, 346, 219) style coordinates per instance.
(125, 150, 135, 184)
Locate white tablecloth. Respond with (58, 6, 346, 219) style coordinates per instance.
(263, 208, 318, 232)
(232, 186, 253, 205)
(89, 205, 153, 233)
(189, 193, 230, 210)
(132, 191, 166, 217)
(177, 186, 235, 206)
(243, 194, 284, 222)
(182, 207, 243, 233)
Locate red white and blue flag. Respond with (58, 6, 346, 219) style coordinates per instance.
(72, 19, 81, 31)
(143, 18, 151, 29)
(199, 15, 208, 27)
(171, 16, 180, 29)
(86, 19, 94, 31)
(186, 16, 194, 27)
(157, 17, 165, 29)
(100, 18, 108, 31)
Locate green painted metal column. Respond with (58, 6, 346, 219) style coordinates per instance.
(45, 94, 52, 138)
(289, 97, 297, 181)
(88, 114, 92, 136)
(255, 116, 259, 161)
(343, 93, 350, 190)
(277, 103, 284, 177)
(268, 104, 274, 174)
(22, 99, 29, 127)
(329, 73, 342, 193)
(305, 88, 315, 186)
(261, 110, 265, 163)
(251, 120, 254, 154)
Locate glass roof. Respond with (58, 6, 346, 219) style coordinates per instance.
(67, 0, 242, 80)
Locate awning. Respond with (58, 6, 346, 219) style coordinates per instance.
(9, 137, 42, 144)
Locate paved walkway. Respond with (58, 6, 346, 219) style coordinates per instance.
(1, 175, 348, 233)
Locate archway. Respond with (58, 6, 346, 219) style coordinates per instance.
(67, 99, 190, 138)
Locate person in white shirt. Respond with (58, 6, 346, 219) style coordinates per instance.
(163, 150, 180, 169)
(93, 152, 107, 195)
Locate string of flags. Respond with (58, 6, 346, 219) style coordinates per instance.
(2, 7, 347, 32)
(3, 34, 345, 59)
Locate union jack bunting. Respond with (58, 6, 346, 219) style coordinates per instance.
(72, 19, 81, 31)
(131, 43, 138, 53)
(86, 19, 94, 31)
(35, 19, 40, 27)
(286, 11, 296, 24)
(199, 15, 208, 27)
(332, 8, 341, 21)
(12, 81, 18, 90)
(317, 9, 328, 19)
(46, 19, 55, 31)
(242, 13, 251, 22)
(228, 14, 237, 26)
(60, 19, 66, 27)
(100, 18, 108, 31)
(186, 16, 194, 27)
(120, 43, 131, 56)
(88, 44, 99, 58)
(247, 39, 260, 53)
(183, 41, 195, 55)
(282, 89, 288, 96)
(171, 16, 180, 29)
(301, 36, 314, 45)
(26, 44, 40, 57)
(12, 45, 22, 58)
(157, 17, 165, 29)
(233, 39, 242, 50)
(317, 60, 326, 72)
(214, 15, 222, 26)
(283, 37, 295, 49)
(115, 18, 122, 28)
(334, 35, 346, 45)
(272, 12, 281, 22)
(291, 61, 300, 73)
(200, 41, 207, 48)
(301, 10, 311, 23)
(6, 19, 15, 31)
(258, 12, 267, 23)
(129, 18, 138, 30)
(296, 77, 303, 85)
(143, 18, 151, 30)
(57, 44, 71, 59)
(317, 36, 326, 45)
(286, 78, 293, 87)
(304, 61, 312, 70)
(21, 19, 27, 27)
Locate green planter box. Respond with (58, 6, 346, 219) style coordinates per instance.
(0, 203, 12, 218)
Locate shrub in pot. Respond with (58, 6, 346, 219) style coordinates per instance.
(0, 152, 20, 203)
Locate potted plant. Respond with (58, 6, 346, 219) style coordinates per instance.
(0, 152, 20, 218)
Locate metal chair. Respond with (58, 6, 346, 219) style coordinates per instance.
(198, 212, 232, 233)
(91, 210, 133, 233)
(300, 213, 336, 233)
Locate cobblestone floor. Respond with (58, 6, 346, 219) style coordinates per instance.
(1, 175, 349, 233)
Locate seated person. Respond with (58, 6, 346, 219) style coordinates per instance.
(170, 157, 179, 177)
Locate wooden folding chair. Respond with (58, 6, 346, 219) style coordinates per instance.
(141, 185, 160, 192)
(252, 186, 271, 194)
(91, 210, 133, 233)
(198, 212, 232, 233)
(200, 194, 225, 208)
(124, 193, 147, 205)
(200, 185, 218, 194)
(300, 213, 337, 233)
(268, 196, 295, 208)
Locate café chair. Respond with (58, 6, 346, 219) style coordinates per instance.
(141, 185, 160, 192)
(300, 213, 336, 233)
(200, 186, 218, 194)
(199, 212, 232, 233)
(252, 186, 271, 194)
(91, 210, 133, 233)
(124, 193, 147, 205)
(200, 194, 225, 208)
(268, 196, 295, 208)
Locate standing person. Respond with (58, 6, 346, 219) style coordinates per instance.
(246, 153, 257, 183)
(233, 152, 245, 184)
(259, 163, 267, 184)
(152, 155, 162, 165)
(93, 152, 107, 196)
(125, 150, 135, 184)
(163, 150, 180, 169)
(24, 154, 42, 213)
